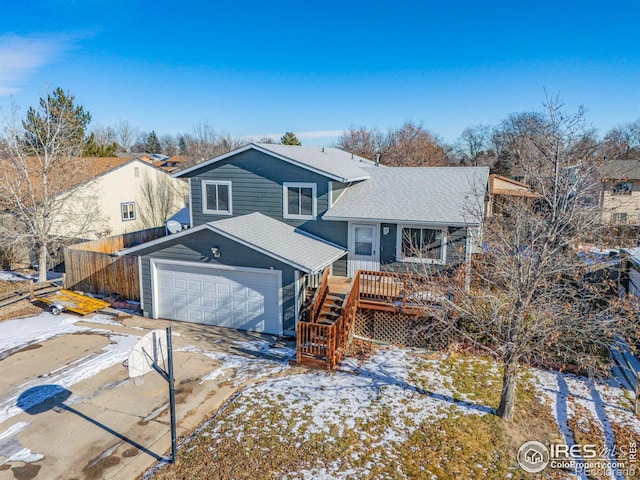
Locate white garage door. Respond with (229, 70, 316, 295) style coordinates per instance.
(154, 261, 281, 334)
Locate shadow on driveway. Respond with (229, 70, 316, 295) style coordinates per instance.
(17, 385, 166, 462)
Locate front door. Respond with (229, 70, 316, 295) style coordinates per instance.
(348, 223, 380, 276)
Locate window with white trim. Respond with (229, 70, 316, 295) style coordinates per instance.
(121, 202, 136, 221)
(202, 180, 232, 215)
(283, 182, 316, 219)
(397, 226, 447, 264)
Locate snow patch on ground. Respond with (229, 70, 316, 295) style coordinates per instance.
(0, 271, 30, 282)
(78, 314, 122, 327)
(209, 348, 484, 452)
(532, 367, 640, 480)
(0, 271, 62, 282)
(0, 422, 44, 465)
(147, 347, 640, 480)
(0, 314, 92, 360)
(0, 324, 139, 424)
(4, 447, 44, 464)
(233, 340, 295, 361)
(179, 345, 291, 387)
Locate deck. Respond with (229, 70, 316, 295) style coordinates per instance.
(296, 269, 448, 369)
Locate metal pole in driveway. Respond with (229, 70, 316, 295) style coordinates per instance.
(167, 326, 177, 463)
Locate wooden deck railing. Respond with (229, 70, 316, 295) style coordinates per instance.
(328, 271, 360, 368)
(358, 270, 446, 309)
(307, 268, 329, 323)
(297, 270, 447, 369)
(297, 272, 360, 368)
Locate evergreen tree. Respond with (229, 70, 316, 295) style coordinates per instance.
(280, 132, 301, 145)
(178, 135, 187, 155)
(490, 151, 512, 177)
(20, 87, 91, 156)
(145, 131, 162, 154)
(83, 132, 118, 157)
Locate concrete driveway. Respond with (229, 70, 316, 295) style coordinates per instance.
(0, 311, 296, 480)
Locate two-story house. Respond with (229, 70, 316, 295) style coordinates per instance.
(120, 144, 489, 336)
(598, 159, 640, 225)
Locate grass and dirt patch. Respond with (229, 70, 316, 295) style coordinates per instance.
(148, 345, 639, 480)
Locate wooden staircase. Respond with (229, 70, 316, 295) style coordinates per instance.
(316, 293, 344, 325)
(296, 270, 360, 369)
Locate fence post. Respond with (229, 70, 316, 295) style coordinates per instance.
(29, 280, 34, 300)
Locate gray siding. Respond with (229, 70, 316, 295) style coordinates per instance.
(187, 150, 348, 248)
(137, 229, 298, 333)
(332, 256, 347, 277)
(379, 223, 467, 273)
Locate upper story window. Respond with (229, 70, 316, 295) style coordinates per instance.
(121, 202, 136, 221)
(283, 182, 316, 220)
(397, 226, 447, 264)
(202, 180, 232, 215)
(612, 181, 633, 195)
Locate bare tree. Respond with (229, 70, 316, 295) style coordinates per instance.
(91, 125, 118, 147)
(160, 134, 179, 156)
(134, 172, 187, 229)
(179, 122, 243, 168)
(115, 120, 138, 152)
(0, 94, 108, 281)
(384, 121, 447, 166)
(338, 121, 446, 166)
(407, 98, 632, 420)
(336, 126, 387, 160)
(602, 119, 640, 160)
(454, 124, 493, 166)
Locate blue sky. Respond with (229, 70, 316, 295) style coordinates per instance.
(1, 0, 638, 146)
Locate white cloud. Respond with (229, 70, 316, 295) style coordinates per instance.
(0, 34, 76, 96)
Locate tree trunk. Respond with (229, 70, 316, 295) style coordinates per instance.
(37, 243, 48, 283)
(497, 355, 518, 419)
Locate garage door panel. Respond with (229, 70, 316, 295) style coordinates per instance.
(155, 262, 281, 334)
(202, 297, 216, 308)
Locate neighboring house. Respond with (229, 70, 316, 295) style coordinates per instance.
(120, 143, 489, 337)
(487, 174, 539, 217)
(598, 160, 640, 225)
(52, 157, 188, 238)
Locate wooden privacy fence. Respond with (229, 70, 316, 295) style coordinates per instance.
(611, 340, 640, 416)
(63, 227, 165, 301)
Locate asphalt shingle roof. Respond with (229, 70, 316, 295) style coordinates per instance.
(598, 160, 640, 180)
(119, 212, 346, 273)
(207, 213, 346, 272)
(253, 143, 374, 182)
(323, 166, 489, 226)
(175, 143, 374, 183)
